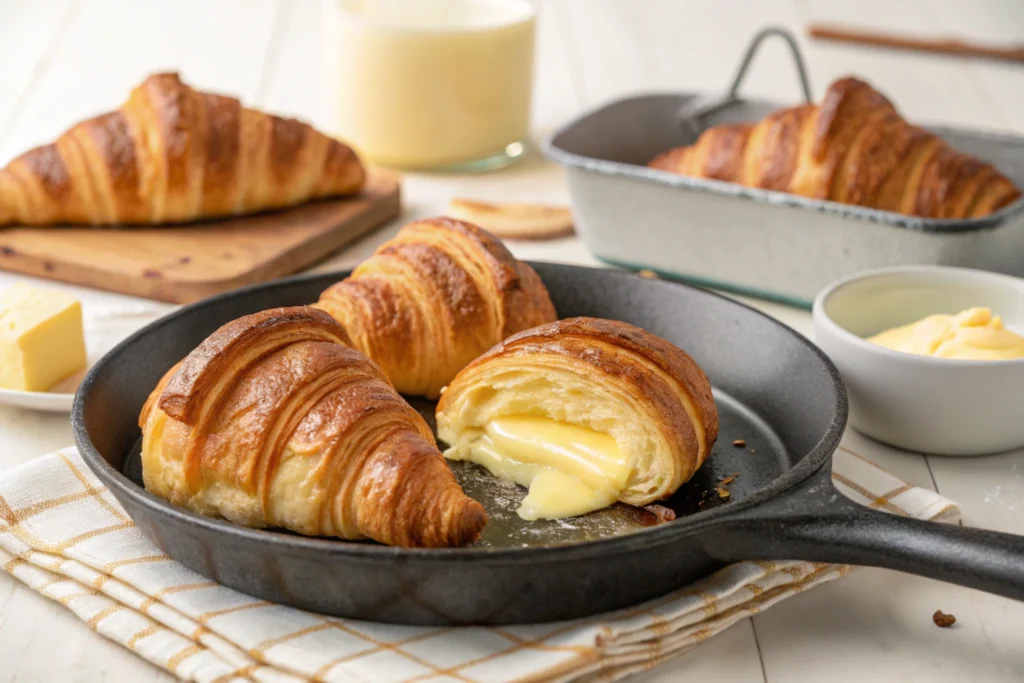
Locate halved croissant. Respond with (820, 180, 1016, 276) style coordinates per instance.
(650, 77, 1020, 219)
(140, 306, 486, 548)
(0, 72, 365, 226)
(315, 217, 558, 398)
(436, 317, 718, 519)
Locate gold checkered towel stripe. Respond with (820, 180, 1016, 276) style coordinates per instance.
(0, 445, 958, 683)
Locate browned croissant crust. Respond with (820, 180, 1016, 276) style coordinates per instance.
(0, 72, 365, 226)
(139, 306, 486, 548)
(437, 317, 719, 507)
(649, 77, 1020, 219)
(315, 217, 558, 398)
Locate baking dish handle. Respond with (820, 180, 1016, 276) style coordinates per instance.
(726, 26, 813, 103)
(679, 27, 813, 131)
(702, 464, 1024, 602)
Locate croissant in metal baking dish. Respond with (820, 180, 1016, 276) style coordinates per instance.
(0, 72, 365, 226)
(315, 217, 558, 398)
(139, 306, 486, 548)
(649, 77, 1020, 219)
(436, 317, 719, 521)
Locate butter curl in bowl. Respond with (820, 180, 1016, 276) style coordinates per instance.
(868, 307, 1024, 361)
(813, 266, 1024, 455)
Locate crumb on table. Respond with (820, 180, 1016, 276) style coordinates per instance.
(933, 610, 956, 628)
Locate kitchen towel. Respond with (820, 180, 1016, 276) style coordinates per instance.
(0, 445, 958, 683)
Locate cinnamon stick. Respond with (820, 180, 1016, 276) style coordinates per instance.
(808, 24, 1024, 64)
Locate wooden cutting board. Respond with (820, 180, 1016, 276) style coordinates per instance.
(0, 171, 400, 304)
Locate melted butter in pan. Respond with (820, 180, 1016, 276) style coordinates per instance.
(449, 415, 630, 521)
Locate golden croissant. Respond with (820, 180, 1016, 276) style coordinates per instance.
(315, 217, 558, 398)
(0, 72, 365, 226)
(649, 77, 1020, 219)
(139, 306, 486, 548)
(436, 317, 719, 520)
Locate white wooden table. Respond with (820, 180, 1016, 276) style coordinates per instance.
(2, 1, 1023, 681)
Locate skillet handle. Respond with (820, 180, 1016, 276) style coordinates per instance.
(702, 465, 1024, 601)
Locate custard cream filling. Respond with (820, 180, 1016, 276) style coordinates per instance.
(449, 415, 631, 520)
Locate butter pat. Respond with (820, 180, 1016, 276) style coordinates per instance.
(448, 415, 630, 521)
(868, 307, 1024, 361)
(0, 284, 87, 391)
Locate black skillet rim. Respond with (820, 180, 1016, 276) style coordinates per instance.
(71, 262, 848, 564)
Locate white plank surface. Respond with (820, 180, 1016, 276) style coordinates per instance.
(0, 0, 284, 164)
(1, 1, 1024, 682)
(0, 0, 77, 150)
(557, 0, 811, 104)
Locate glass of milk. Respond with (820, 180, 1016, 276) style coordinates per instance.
(322, 0, 536, 171)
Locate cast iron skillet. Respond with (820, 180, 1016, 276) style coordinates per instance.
(72, 263, 1024, 625)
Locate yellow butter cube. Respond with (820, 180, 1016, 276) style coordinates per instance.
(0, 283, 87, 392)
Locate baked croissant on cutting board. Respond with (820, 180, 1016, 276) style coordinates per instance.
(315, 217, 558, 398)
(139, 306, 486, 548)
(649, 77, 1020, 219)
(436, 317, 719, 521)
(0, 72, 365, 226)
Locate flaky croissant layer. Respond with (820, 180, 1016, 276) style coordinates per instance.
(140, 306, 486, 548)
(436, 317, 719, 508)
(0, 72, 365, 226)
(650, 77, 1020, 219)
(316, 217, 558, 398)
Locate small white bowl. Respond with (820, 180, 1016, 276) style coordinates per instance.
(812, 265, 1024, 456)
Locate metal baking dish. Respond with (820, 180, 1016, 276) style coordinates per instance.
(542, 28, 1024, 308)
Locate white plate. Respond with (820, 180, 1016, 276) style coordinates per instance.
(0, 386, 77, 412)
(0, 301, 172, 413)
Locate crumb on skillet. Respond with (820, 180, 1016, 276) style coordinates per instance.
(732, 439, 746, 448)
(637, 269, 658, 279)
(695, 486, 734, 511)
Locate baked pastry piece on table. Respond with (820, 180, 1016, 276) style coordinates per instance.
(0, 72, 365, 226)
(139, 306, 486, 548)
(436, 317, 719, 521)
(315, 217, 558, 398)
(649, 77, 1020, 219)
